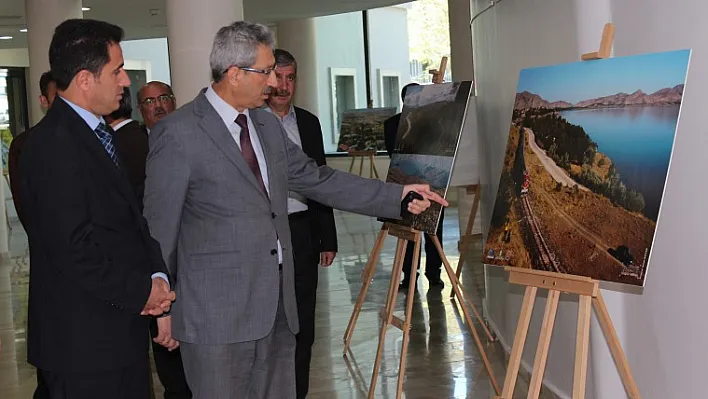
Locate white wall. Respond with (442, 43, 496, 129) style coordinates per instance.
(0, 49, 29, 68)
(314, 12, 368, 152)
(120, 37, 172, 85)
(314, 9, 410, 153)
(366, 7, 411, 109)
(473, 0, 708, 397)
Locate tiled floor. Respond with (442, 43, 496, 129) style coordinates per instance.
(0, 205, 554, 398)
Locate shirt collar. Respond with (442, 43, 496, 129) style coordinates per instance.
(112, 118, 133, 131)
(263, 103, 296, 123)
(60, 96, 104, 131)
(204, 84, 249, 127)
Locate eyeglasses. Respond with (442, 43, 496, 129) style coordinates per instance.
(224, 65, 276, 76)
(140, 94, 175, 106)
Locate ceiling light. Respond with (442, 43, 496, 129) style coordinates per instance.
(20, 28, 27, 33)
(82, 7, 91, 11)
(0, 36, 13, 40)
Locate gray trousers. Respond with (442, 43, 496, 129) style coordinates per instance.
(180, 274, 296, 399)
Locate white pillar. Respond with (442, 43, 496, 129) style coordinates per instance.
(25, 0, 82, 125)
(447, 0, 474, 82)
(166, 0, 244, 107)
(276, 18, 319, 116)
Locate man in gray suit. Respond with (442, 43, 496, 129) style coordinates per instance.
(143, 21, 446, 399)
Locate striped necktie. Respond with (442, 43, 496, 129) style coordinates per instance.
(94, 122, 119, 167)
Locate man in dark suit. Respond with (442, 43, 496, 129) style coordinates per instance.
(384, 82, 445, 290)
(265, 48, 337, 399)
(18, 18, 177, 399)
(106, 87, 149, 205)
(106, 87, 193, 399)
(8, 70, 57, 227)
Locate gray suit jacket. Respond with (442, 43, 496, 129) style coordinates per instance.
(143, 91, 403, 344)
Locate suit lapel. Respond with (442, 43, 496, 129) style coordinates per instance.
(194, 94, 268, 200)
(57, 99, 140, 211)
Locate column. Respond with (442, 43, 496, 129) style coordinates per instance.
(166, 0, 243, 106)
(25, 0, 82, 125)
(276, 18, 319, 115)
(447, 0, 474, 82)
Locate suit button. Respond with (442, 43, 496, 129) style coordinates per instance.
(271, 249, 277, 255)
(271, 212, 276, 219)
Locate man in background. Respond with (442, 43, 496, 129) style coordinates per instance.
(8, 71, 57, 226)
(105, 87, 149, 205)
(265, 48, 337, 399)
(138, 81, 176, 132)
(384, 82, 445, 290)
(107, 87, 192, 399)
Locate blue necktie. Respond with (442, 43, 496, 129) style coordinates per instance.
(94, 122, 119, 167)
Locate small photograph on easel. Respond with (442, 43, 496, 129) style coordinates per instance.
(383, 81, 473, 235)
(484, 49, 691, 286)
(336, 107, 396, 152)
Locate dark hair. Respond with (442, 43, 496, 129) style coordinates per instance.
(401, 82, 420, 102)
(109, 87, 133, 120)
(49, 19, 124, 91)
(39, 71, 55, 97)
(274, 49, 297, 73)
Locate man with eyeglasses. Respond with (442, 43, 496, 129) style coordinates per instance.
(143, 21, 447, 398)
(138, 81, 177, 132)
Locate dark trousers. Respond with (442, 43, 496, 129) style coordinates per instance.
(149, 318, 193, 399)
(289, 211, 319, 399)
(402, 207, 444, 280)
(36, 360, 150, 399)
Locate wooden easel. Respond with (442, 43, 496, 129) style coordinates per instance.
(347, 150, 379, 178)
(343, 222, 501, 398)
(428, 56, 448, 83)
(494, 22, 640, 399)
(450, 183, 482, 297)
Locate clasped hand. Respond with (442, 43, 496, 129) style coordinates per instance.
(141, 278, 176, 316)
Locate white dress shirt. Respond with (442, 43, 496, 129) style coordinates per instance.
(204, 85, 283, 264)
(264, 104, 308, 214)
(112, 118, 133, 131)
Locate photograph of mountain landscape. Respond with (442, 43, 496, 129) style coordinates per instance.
(484, 49, 691, 286)
(382, 81, 473, 234)
(336, 107, 396, 152)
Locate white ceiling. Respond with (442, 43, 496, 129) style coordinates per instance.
(0, 0, 411, 49)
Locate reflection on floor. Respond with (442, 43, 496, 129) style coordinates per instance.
(0, 207, 556, 398)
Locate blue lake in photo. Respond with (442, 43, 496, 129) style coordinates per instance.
(560, 105, 681, 220)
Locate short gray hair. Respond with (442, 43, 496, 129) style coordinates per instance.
(210, 21, 275, 82)
(274, 49, 297, 74)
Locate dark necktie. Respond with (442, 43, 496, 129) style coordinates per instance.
(94, 122, 119, 167)
(235, 114, 268, 196)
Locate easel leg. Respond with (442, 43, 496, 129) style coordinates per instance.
(359, 156, 364, 176)
(527, 290, 560, 399)
(433, 237, 501, 395)
(451, 185, 481, 298)
(434, 237, 495, 341)
(368, 238, 407, 399)
(573, 295, 592, 399)
(343, 227, 388, 351)
(592, 292, 641, 398)
(500, 286, 538, 398)
(348, 156, 356, 173)
(370, 155, 380, 179)
(396, 234, 422, 398)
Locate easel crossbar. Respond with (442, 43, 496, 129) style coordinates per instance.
(505, 267, 598, 297)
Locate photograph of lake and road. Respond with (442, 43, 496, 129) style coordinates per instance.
(483, 50, 691, 286)
(382, 81, 472, 235)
